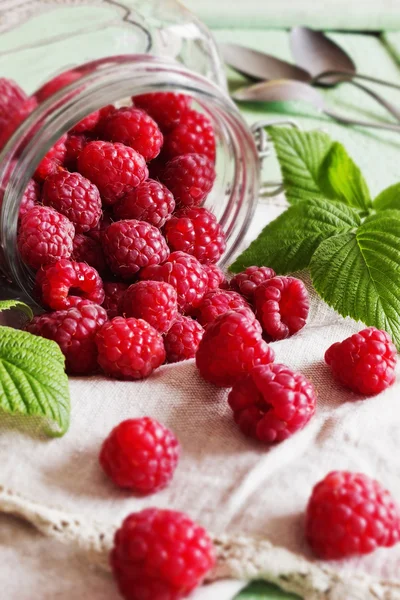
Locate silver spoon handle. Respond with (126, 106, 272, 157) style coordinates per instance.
(349, 80, 400, 122)
(315, 70, 400, 91)
(324, 109, 400, 133)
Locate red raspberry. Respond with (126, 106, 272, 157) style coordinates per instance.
(306, 471, 400, 559)
(71, 110, 100, 134)
(78, 140, 148, 205)
(161, 153, 215, 208)
(111, 508, 215, 600)
(325, 327, 397, 396)
(134, 92, 191, 130)
(87, 210, 114, 242)
(42, 169, 102, 233)
(64, 133, 88, 171)
(26, 299, 107, 374)
(0, 78, 27, 112)
(255, 276, 309, 340)
(196, 310, 275, 387)
(18, 205, 75, 270)
(102, 107, 163, 161)
(113, 179, 175, 228)
(34, 135, 67, 181)
(71, 233, 107, 274)
(120, 281, 178, 333)
(102, 281, 129, 319)
(164, 315, 204, 363)
(230, 265, 276, 300)
(164, 109, 216, 161)
(204, 263, 227, 291)
(140, 251, 208, 313)
(34, 70, 81, 102)
(102, 219, 169, 279)
(228, 363, 316, 443)
(194, 289, 252, 328)
(96, 316, 165, 379)
(164, 206, 226, 264)
(36, 258, 105, 310)
(0, 96, 37, 150)
(100, 417, 180, 493)
(93, 104, 117, 136)
(19, 179, 40, 219)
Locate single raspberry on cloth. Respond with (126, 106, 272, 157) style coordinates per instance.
(113, 178, 175, 228)
(161, 153, 215, 207)
(101, 281, 129, 319)
(194, 289, 252, 328)
(120, 280, 178, 333)
(230, 265, 276, 300)
(196, 310, 275, 387)
(306, 471, 400, 559)
(163, 109, 216, 161)
(111, 508, 215, 600)
(164, 315, 204, 363)
(325, 327, 397, 396)
(133, 92, 191, 130)
(34, 134, 67, 181)
(228, 363, 316, 443)
(71, 233, 107, 275)
(100, 417, 180, 493)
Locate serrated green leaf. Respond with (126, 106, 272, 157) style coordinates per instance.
(0, 299, 33, 319)
(236, 581, 301, 599)
(318, 142, 372, 211)
(0, 327, 70, 436)
(229, 198, 361, 274)
(267, 127, 333, 204)
(373, 183, 400, 211)
(310, 210, 400, 349)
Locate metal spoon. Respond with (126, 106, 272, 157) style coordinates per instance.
(232, 79, 400, 133)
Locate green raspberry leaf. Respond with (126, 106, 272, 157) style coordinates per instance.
(229, 198, 361, 274)
(373, 183, 400, 211)
(267, 127, 333, 204)
(318, 142, 372, 211)
(236, 581, 300, 599)
(0, 327, 70, 436)
(0, 299, 33, 319)
(310, 210, 400, 349)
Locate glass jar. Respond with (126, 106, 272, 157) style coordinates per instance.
(0, 1, 260, 306)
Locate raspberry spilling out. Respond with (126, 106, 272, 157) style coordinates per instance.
(163, 109, 216, 161)
(194, 289, 252, 328)
(164, 206, 226, 264)
(140, 251, 208, 313)
(36, 259, 105, 310)
(196, 310, 275, 387)
(100, 417, 180, 493)
(0, 78, 27, 113)
(0, 96, 37, 150)
(228, 363, 316, 443)
(102, 219, 169, 279)
(19, 179, 40, 219)
(42, 169, 102, 233)
(134, 92, 191, 131)
(34, 134, 67, 181)
(78, 140, 148, 205)
(204, 263, 227, 291)
(113, 179, 175, 228)
(102, 281, 129, 319)
(306, 471, 400, 559)
(120, 280, 178, 333)
(18, 205, 75, 269)
(102, 107, 163, 161)
(95, 316, 166, 379)
(111, 508, 215, 600)
(71, 233, 107, 275)
(161, 153, 215, 208)
(164, 315, 204, 363)
(325, 327, 397, 396)
(26, 299, 107, 374)
(230, 265, 276, 300)
(255, 276, 309, 340)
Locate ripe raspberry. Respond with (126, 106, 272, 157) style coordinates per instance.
(78, 140, 148, 205)
(120, 281, 178, 333)
(0, 78, 27, 113)
(140, 251, 208, 313)
(95, 317, 165, 379)
(71, 110, 100, 134)
(204, 263, 227, 291)
(113, 179, 175, 228)
(255, 276, 309, 340)
(36, 259, 105, 310)
(34, 70, 81, 102)
(164, 316, 204, 363)
(93, 104, 117, 136)
(161, 153, 215, 207)
(228, 363, 316, 443)
(100, 417, 180, 493)
(64, 133, 88, 171)
(164, 206, 226, 264)
(134, 92, 191, 130)
(325, 327, 397, 396)
(87, 211, 114, 242)
(196, 310, 275, 387)
(18, 205, 75, 270)
(71, 233, 107, 274)
(102, 107, 163, 161)
(34, 134, 67, 181)
(26, 299, 107, 374)
(163, 109, 216, 161)
(0, 96, 37, 150)
(306, 471, 400, 559)
(19, 179, 40, 219)
(194, 289, 252, 328)
(102, 219, 169, 279)
(230, 265, 276, 300)
(111, 508, 215, 600)
(42, 169, 101, 233)
(102, 281, 129, 319)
